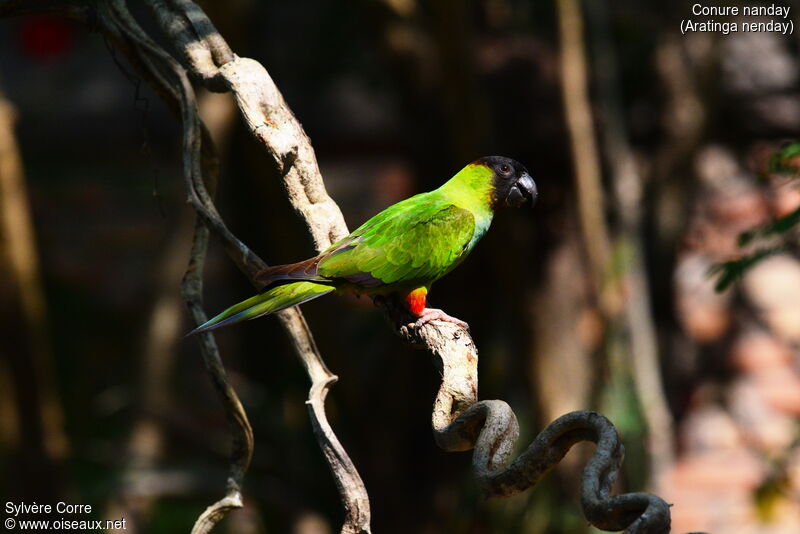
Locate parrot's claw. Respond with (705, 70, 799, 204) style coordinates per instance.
(413, 308, 469, 329)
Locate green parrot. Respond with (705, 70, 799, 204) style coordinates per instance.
(191, 156, 536, 334)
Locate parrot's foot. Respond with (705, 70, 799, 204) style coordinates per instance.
(414, 307, 469, 329)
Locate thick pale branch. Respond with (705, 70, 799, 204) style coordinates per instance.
(412, 319, 671, 533)
(0, 1, 366, 532)
(108, 1, 370, 532)
(145, 0, 231, 91)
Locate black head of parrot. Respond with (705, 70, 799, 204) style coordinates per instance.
(479, 156, 538, 209)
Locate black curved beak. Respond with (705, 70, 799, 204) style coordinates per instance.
(505, 172, 538, 208)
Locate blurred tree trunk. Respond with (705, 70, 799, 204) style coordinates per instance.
(557, 0, 678, 487)
(530, 230, 594, 420)
(556, 0, 612, 304)
(0, 90, 68, 499)
(586, 0, 676, 481)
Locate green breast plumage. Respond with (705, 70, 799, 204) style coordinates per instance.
(317, 183, 493, 290)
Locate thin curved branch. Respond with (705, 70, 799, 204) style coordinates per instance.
(183, 221, 253, 534)
(98, 3, 255, 533)
(391, 306, 672, 533)
(0, 2, 368, 533)
(105, 2, 369, 532)
(447, 405, 670, 533)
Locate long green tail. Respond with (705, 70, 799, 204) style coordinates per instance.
(190, 281, 335, 335)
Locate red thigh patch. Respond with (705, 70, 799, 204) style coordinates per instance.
(405, 288, 427, 316)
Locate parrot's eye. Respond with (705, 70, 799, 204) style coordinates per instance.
(499, 164, 511, 176)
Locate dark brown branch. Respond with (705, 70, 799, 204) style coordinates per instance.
(102, 2, 370, 532)
(446, 405, 671, 533)
(183, 221, 254, 534)
(89, 4, 256, 533)
(393, 305, 672, 534)
(383, 299, 673, 534)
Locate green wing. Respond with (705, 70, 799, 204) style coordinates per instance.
(318, 193, 476, 289)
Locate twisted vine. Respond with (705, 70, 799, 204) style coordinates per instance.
(0, 2, 672, 533)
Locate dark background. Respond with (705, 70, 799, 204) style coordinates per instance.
(1, 1, 799, 533)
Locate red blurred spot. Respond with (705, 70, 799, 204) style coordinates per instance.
(18, 16, 74, 60)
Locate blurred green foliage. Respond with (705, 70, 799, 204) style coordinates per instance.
(712, 142, 800, 292)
